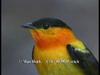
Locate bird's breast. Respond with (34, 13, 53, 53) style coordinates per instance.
(34, 46, 71, 61)
(33, 46, 85, 75)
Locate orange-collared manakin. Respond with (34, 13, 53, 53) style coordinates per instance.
(22, 18, 98, 75)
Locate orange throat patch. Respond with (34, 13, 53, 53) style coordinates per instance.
(31, 28, 76, 50)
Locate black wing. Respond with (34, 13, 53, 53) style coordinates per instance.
(32, 46, 35, 60)
(67, 44, 99, 75)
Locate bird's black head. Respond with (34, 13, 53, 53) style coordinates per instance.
(22, 18, 76, 49)
(22, 18, 71, 30)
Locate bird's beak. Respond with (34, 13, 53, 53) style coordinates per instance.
(21, 23, 36, 29)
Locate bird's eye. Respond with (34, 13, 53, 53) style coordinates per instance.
(43, 24, 50, 29)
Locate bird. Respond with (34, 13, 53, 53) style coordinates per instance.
(22, 18, 99, 75)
